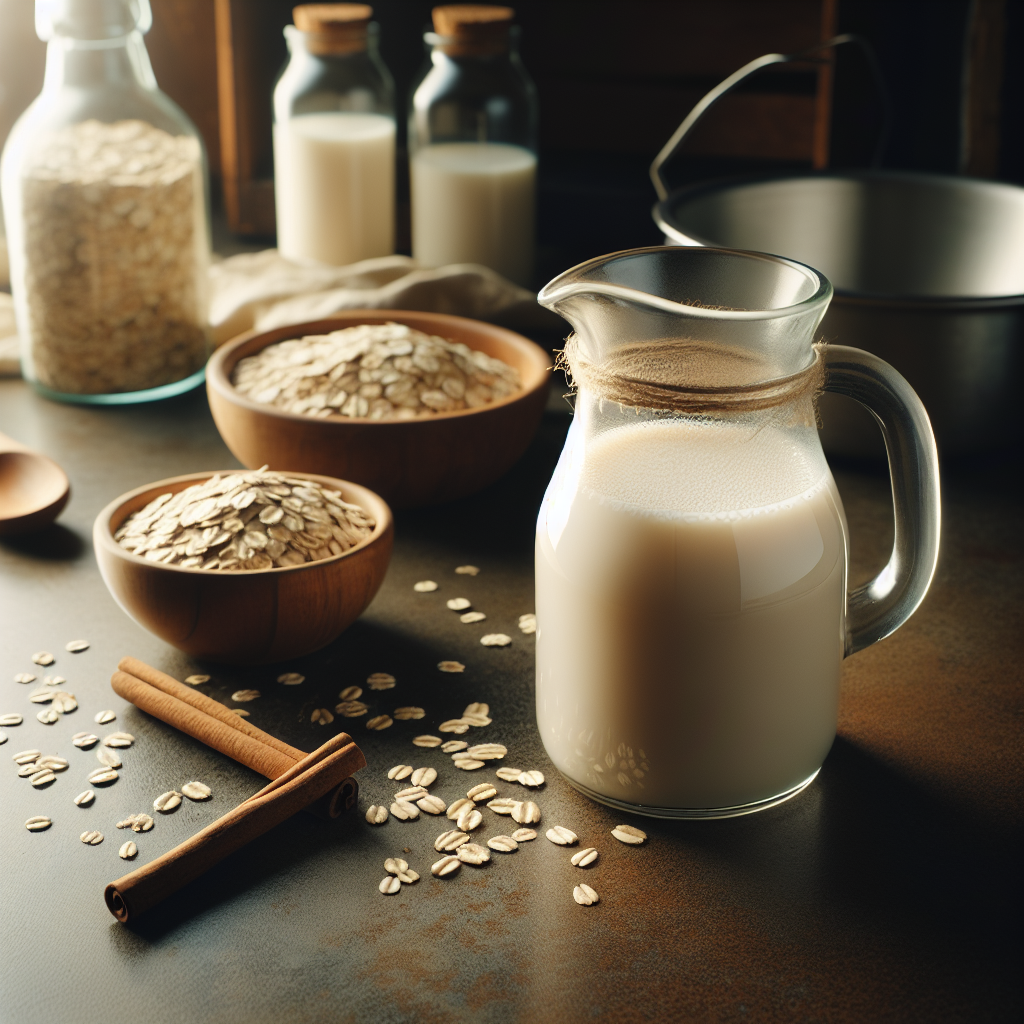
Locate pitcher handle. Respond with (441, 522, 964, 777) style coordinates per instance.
(821, 345, 941, 656)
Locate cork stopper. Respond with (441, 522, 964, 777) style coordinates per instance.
(293, 4, 372, 55)
(431, 5, 515, 56)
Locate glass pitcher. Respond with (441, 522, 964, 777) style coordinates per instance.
(535, 246, 941, 819)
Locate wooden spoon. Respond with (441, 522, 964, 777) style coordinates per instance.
(0, 431, 70, 536)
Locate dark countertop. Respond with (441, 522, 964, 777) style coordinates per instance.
(0, 376, 1020, 1024)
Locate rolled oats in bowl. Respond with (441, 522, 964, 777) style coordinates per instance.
(231, 322, 521, 420)
(114, 469, 375, 571)
(18, 119, 208, 396)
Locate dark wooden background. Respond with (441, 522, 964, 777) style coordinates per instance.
(1, 0, 1021, 285)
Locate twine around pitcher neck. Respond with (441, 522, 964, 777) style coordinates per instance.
(555, 334, 826, 417)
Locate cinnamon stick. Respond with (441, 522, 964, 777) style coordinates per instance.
(112, 669, 296, 779)
(105, 732, 365, 923)
(118, 656, 305, 763)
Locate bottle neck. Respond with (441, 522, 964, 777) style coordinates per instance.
(43, 30, 156, 93)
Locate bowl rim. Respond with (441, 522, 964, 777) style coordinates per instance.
(207, 309, 552, 426)
(93, 469, 393, 577)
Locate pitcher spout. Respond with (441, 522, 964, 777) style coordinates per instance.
(538, 246, 833, 386)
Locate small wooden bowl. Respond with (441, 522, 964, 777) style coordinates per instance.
(206, 310, 551, 509)
(94, 471, 393, 665)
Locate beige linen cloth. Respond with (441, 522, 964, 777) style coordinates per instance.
(0, 247, 559, 377)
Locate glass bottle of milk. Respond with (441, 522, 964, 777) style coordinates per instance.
(273, 4, 395, 266)
(409, 5, 538, 287)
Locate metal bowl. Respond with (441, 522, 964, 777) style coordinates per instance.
(655, 170, 1024, 457)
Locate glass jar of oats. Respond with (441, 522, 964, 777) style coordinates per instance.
(0, 0, 210, 403)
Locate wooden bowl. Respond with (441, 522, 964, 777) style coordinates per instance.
(206, 310, 551, 509)
(93, 471, 393, 665)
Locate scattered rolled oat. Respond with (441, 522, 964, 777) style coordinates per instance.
(278, 672, 305, 685)
(232, 321, 520, 420)
(511, 828, 537, 842)
(461, 713, 491, 728)
(384, 857, 409, 875)
(466, 783, 497, 803)
(18, 761, 44, 777)
(412, 735, 442, 748)
(80, 830, 104, 846)
(367, 672, 397, 690)
(467, 743, 506, 760)
(65, 640, 90, 653)
(311, 708, 334, 725)
(518, 613, 537, 634)
(571, 848, 599, 868)
(441, 740, 468, 753)
(0, 714, 22, 726)
(393, 706, 425, 721)
(379, 875, 401, 894)
(460, 612, 486, 624)
(611, 824, 647, 845)
(94, 710, 116, 724)
(182, 781, 212, 801)
(96, 748, 122, 769)
(480, 634, 512, 647)
(446, 798, 473, 820)
(88, 768, 118, 785)
(185, 674, 210, 685)
(232, 709, 250, 717)
(103, 732, 134, 748)
(29, 769, 56, 787)
(518, 770, 545, 788)
(335, 700, 368, 717)
(339, 685, 363, 701)
(573, 883, 599, 906)
(438, 719, 470, 735)
(36, 709, 59, 725)
(437, 661, 464, 673)
(414, 580, 438, 593)
(434, 829, 470, 852)
(116, 814, 154, 832)
(394, 786, 429, 801)
(387, 764, 413, 781)
(487, 835, 518, 852)
(455, 565, 480, 576)
(43, 676, 66, 686)
(464, 701, 489, 716)
(411, 767, 436, 788)
(495, 767, 521, 782)
(431, 855, 461, 878)
(25, 816, 52, 832)
(512, 801, 541, 825)
(51, 692, 77, 713)
(31, 652, 54, 666)
(416, 794, 446, 815)
(154, 791, 182, 813)
(487, 798, 518, 815)
(366, 715, 393, 731)
(546, 826, 578, 846)
(365, 804, 389, 825)
(456, 842, 490, 865)
(14, 673, 36, 684)
(390, 799, 419, 821)
(29, 688, 54, 704)
(14, 749, 42, 764)
(446, 598, 471, 611)
(456, 806, 483, 831)
(119, 841, 138, 860)
(231, 689, 260, 702)
(74, 790, 95, 807)
(453, 757, 485, 771)
(72, 732, 99, 748)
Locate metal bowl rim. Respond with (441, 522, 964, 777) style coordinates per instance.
(654, 169, 1024, 306)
